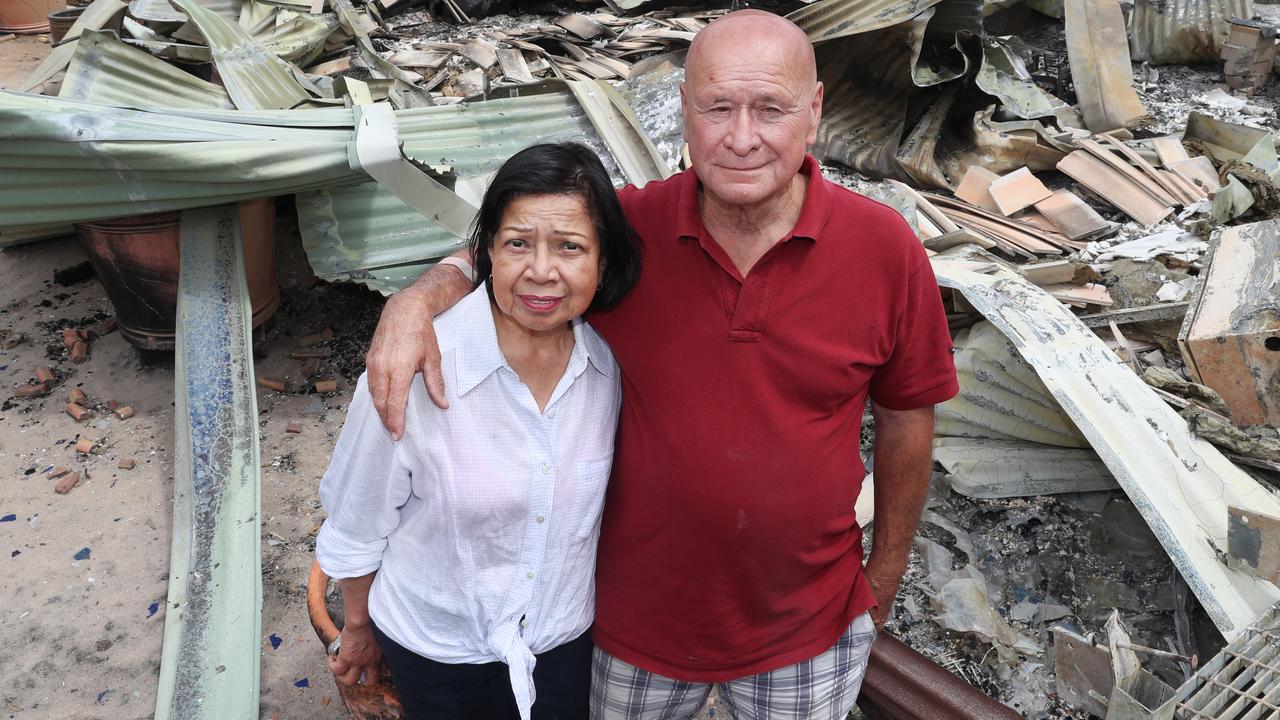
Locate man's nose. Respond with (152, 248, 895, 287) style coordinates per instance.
(724, 109, 759, 155)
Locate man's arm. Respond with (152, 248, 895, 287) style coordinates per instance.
(327, 572, 387, 686)
(365, 249, 472, 439)
(864, 402, 935, 630)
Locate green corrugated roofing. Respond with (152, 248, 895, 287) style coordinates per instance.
(60, 31, 235, 109)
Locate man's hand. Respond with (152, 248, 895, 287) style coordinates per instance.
(328, 622, 388, 687)
(864, 552, 909, 630)
(366, 287, 446, 439)
(364, 259, 473, 439)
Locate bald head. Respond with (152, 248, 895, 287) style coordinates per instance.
(686, 11, 817, 88)
(679, 10, 823, 214)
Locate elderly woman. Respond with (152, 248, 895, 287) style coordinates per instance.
(316, 142, 640, 720)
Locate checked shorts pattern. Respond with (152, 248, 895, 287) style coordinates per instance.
(590, 612, 876, 720)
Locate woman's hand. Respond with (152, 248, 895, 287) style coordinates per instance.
(328, 621, 388, 687)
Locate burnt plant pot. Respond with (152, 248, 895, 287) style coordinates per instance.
(46, 5, 81, 42)
(0, 0, 66, 33)
(307, 560, 404, 720)
(74, 199, 281, 352)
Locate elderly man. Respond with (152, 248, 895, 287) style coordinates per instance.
(361, 10, 957, 719)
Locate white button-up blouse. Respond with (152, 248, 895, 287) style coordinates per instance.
(316, 286, 620, 719)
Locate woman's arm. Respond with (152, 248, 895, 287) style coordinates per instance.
(328, 572, 388, 686)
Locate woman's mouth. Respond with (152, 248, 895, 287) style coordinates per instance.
(519, 295, 562, 312)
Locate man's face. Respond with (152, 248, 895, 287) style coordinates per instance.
(681, 36, 822, 210)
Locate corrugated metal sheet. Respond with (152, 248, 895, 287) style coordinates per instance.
(169, 0, 311, 109)
(128, 0, 242, 23)
(1130, 0, 1252, 65)
(787, 0, 941, 43)
(933, 254, 1280, 642)
(0, 92, 357, 227)
(18, 0, 128, 91)
(155, 205, 261, 720)
(253, 12, 339, 65)
(974, 37, 1061, 120)
(299, 90, 628, 293)
(59, 30, 234, 109)
(809, 19, 923, 183)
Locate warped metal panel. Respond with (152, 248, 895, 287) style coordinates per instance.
(155, 205, 261, 720)
(253, 12, 339, 65)
(565, 80, 670, 186)
(59, 30, 234, 109)
(932, 254, 1280, 642)
(128, 0, 242, 23)
(1064, 0, 1149, 132)
(788, 0, 941, 43)
(299, 91, 626, 293)
(169, 0, 311, 110)
(974, 37, 1062, 120)
(18, 0, 129, 92)
(1130, 0, 1252, 65)
(0, 92, 357, 227)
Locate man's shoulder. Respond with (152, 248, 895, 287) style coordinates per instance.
(619, 170, 689, 214)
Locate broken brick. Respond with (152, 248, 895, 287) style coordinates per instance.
(1, 334, 23, 349)
(74, 438, 96, 454)
(313, 379, 338, 394)
(85, 317, 117, 340)
(0, 33, 17, 43)
(48, 467, 70, 480)
(14, 382, 50, 398)
(68, 387, 87, 405)
(62, 328, 80, 349)
(118, 458, 136, 470)
(286, 422, 303, 434)
(54, 472, 81, 495)
(257, 377, 288, 393)
(70, 341, 89, 364)
(106, 399, 119, 411)
(298, 327, 334, 347)
(35, 367, 55, 383)
(66, 402, 90, 422)
(113, 405, 134, 420)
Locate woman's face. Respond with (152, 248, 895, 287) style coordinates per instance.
(489, 193, 601, 335)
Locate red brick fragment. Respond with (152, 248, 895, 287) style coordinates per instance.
(68, 387, 87, 405)
(106, 399, 119, 411)
(74, 438, 96, 454)
(85, 317, 117, 340)
(48, 467, 70, 480)
(70, 341, 89, 364)
(286, 422, 303, 434)
(66, 402, 89, 422)
(118, 458, 136, 470)
(113, 405, 134, 420)
(34, 367, 55, 383)
(298, 327, 334, 347)
(313, 379, 338, 394)
(54, 472, 81, 494)
(62, 328, 79, 350)
(257, 376, 288, 393)
(14, 382, 50, 398)
(0, 34, 17, 42)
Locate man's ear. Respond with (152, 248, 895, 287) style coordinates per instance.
(806, 81, 824, 147)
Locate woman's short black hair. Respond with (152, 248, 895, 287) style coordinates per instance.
(468, 142, 641, 313)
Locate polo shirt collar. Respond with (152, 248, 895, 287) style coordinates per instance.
(453, 285, 612, 398)
(675, 154, 833, 243)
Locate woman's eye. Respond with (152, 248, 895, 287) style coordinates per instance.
(505, 239, 527, 249)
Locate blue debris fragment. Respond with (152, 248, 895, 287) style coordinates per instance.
(269, 633, 282, 650)
(294, 678, 309, 689)
(147, 602, 159, 618)
(73, 547, 90, 561)
(0, 514, 15, 522)
(96, 689, 112, 704)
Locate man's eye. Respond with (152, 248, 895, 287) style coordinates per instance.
(563, 242, 581, 251)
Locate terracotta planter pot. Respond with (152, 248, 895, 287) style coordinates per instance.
(74, 199, 281, 351)
(0, 0, 66, 34)
(307, 560, 404, 720)
(46, 5, 80, 42)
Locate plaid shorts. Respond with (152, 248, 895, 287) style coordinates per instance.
(590, 612, 876, 720)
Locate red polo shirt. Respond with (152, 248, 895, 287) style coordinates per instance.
(588, 155, 958, 681)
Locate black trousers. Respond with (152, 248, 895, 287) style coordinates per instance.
(372, 622, 592, 720)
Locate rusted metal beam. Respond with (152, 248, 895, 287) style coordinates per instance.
(856, 634, 1020, 720)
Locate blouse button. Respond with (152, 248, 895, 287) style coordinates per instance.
(536, 515, 545, 524)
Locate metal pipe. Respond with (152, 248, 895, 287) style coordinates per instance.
(856, 634, 1021, 720)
